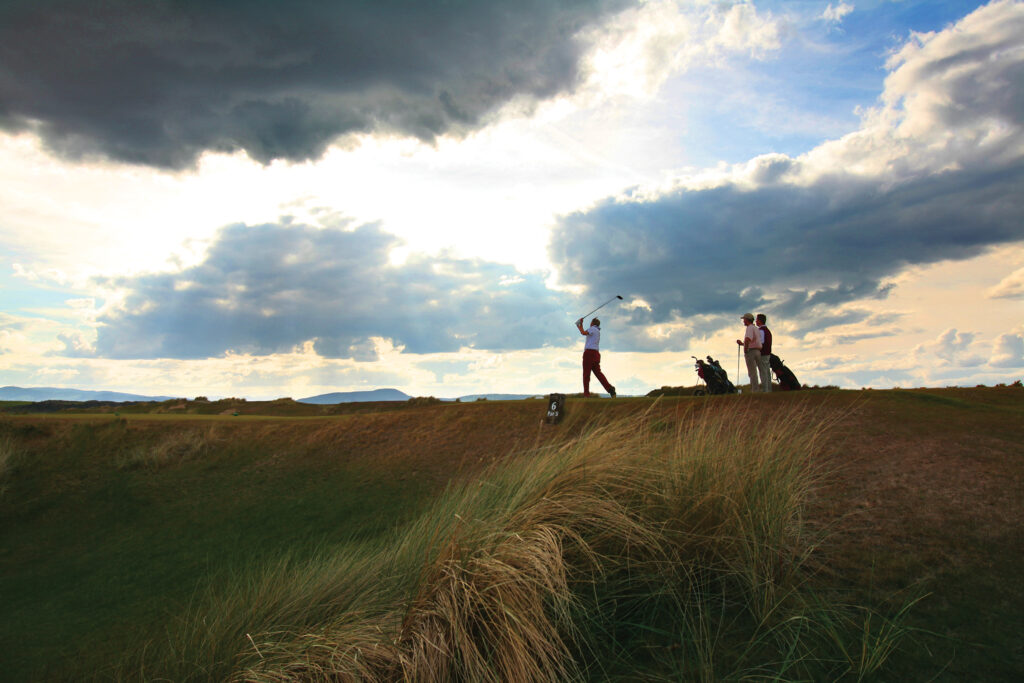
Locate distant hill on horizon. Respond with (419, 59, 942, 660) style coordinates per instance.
(298, 388, 412, 404)
(1, 385, 550, 406)
(0, 386, 175, 403)
(300, 389, 546, 404)
(454, 393, 544, 402)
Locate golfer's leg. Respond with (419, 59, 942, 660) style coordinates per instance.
(758, 356, 772, 392)
(745, 351, 760, 391)
(592, 360, 614, 394)
(582, 354, 592, 396)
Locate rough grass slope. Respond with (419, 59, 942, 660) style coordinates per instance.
(119, 402, 914, 682)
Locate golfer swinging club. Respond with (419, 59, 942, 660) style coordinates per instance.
(575, 317, 616, 398)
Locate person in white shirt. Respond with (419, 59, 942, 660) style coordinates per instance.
(575, 317, 616, 398)
(735, 312, 762, 392)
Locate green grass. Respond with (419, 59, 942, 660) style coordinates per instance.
(0, 400, 31, 408)
(0, 433, 22, 500)
(0, 419, 439, 680)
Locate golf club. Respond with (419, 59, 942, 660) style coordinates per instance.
(578, 295, 623, 322)
(736, 344, 741, 394)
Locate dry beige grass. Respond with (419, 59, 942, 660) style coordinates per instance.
(115, 425, 222, 470)
(225, 403, 833, 682)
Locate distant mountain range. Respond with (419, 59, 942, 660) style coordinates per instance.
(1, 386, 545, 404)
(0, 386, 175, 402)
(453, 393, 544, 402)
(298, 388, 412, 404)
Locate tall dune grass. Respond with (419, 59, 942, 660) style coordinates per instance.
(122, 402, 913, 681)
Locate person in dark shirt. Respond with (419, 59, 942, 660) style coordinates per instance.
(756, 313, 773, 392)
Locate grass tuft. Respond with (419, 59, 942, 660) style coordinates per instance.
(115, 426, 221, 470)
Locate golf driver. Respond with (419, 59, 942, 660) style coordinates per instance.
(578, 295, 623, 322)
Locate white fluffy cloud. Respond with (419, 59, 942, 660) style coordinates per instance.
(988, 266, 1024, 299)
(916, 328, 986, 367)
(573, 0, 782, 101)
(991, 333, 1024, 367)
(807, 0, 1024, 176)
(821, 3, 854, 25)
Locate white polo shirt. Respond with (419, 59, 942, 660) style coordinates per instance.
(585, 325, 601, 351)
(744, 324, 761, 350)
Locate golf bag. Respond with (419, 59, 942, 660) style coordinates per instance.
(693, 356, 736, 396)
(768, 354, 801, 391)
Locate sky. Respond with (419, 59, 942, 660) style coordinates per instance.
(1, 0, 1023, 399)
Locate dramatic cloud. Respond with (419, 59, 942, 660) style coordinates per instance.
(88, 220, 571, 360)
(551, 161, 1022, 332)
(0, 0, 632, 168)
(549, 0, 1024, 341)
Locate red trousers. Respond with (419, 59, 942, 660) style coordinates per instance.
(582, 348, 614, 396)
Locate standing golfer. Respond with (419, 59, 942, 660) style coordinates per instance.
(575, 317, 616, 398)
(736, 313, 762, 392)
(756, 313, 773, 392)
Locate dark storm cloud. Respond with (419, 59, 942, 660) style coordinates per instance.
(88, 220, 569, 360)
(0, 0, 631, 168)
(549, 161, 1024, 345)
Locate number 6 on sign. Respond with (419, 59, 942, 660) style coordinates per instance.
(545, 393, 565, 424)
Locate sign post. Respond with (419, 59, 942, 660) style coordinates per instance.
(545, 393, 565, 424)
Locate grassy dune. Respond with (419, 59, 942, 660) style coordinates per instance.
(1, 388, 1021, 680)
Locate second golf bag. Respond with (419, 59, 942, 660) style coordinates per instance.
(693, 356, 737, 396)
(768, 354, 801, 391)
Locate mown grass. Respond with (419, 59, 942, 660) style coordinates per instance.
(0, 400, 31, 409)
(102, 403, 919, 682)
(811, 386, 1024, 681)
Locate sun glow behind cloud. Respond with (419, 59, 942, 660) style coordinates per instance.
(1, 0, 1023, 398)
